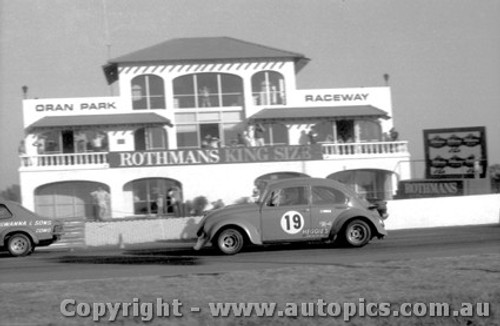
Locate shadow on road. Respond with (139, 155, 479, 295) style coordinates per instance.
(54, 253, 200, 266)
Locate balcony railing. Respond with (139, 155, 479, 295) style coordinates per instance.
(321, 141, 409, 157)
(20, 152, 109, 168)
(19, 141, 409, 169)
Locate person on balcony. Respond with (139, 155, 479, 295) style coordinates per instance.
(32, 135, 46, 154)
(243, 125, 255, 147)
(75, 131, 88, 152)
(307, 127, 318, 144)
(91, 132, 106, 151)
(254, 123, 266, 146)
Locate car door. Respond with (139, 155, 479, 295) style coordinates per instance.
(261, 185, 311, 242)
(308, 185, 350, 240)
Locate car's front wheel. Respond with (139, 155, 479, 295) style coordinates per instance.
(344, 219, 371, 247)
(216, 228, 244, 255)
(7, 233, 33, 257)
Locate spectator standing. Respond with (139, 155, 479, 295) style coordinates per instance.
(166, 188, 181, 217)
(244, 125, 255, 147)
(33, 135, 46, 154)
(254, 123, 266, 146)
(90, 187, 110, 221)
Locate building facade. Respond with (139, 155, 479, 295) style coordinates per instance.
(19, 37, 411, 220)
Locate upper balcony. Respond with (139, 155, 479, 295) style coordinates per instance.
(19, 140, 409, 170)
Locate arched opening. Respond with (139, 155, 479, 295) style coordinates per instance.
(131, 74, 166, 110)
(35, 181, 110, 220)
(327, 169, 396, 201)
(251, 71, 286, 105)
(124, 178, 182, 216)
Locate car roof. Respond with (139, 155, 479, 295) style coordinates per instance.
(265, 177, 352, 192)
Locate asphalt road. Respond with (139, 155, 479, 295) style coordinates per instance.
(0, 224, 498, 283)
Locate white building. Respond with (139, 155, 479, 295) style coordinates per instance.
(19, 37, 411, 220)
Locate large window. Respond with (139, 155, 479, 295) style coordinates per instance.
(175, 111, 243, 148)
(131, 75, 166, 110)
(124, 178, 182, 216)
(134, 127, 168, 151)
(173, 73, 243, 108)
(252, 71, 286, 106)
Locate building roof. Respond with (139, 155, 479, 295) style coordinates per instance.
(249, 106, 390, 122)
(104, 37, 310, 84)
(110, 37, 308, 64)
(27, 113, 172, 132)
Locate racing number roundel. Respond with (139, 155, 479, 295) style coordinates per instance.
(280, 211, 304, 234)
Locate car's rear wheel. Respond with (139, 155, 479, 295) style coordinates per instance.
(344, 219, 371, 247)
(7, 233, 33, 257)
(216, 228, 244, 255)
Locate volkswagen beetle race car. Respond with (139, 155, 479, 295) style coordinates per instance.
(0, 200, 63, 257)
(194, 177, 388, 255)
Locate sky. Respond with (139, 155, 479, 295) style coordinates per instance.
(1, 0, 499, 192)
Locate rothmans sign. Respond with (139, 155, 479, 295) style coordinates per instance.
(108, 145, 323, 168)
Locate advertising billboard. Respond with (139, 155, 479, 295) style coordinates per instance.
(424, 127, 487, 179)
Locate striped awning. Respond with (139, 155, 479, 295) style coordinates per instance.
(27, 113, 172, 132)
(249, 106, 390, 122)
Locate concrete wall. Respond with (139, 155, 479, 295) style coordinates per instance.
(384, 194, 500, 230)
(83, 194, 500, 247)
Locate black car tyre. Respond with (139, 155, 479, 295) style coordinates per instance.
(217, 228, 244, 255)
(344, 219, 371, 247)
(7, 233, 33, 257)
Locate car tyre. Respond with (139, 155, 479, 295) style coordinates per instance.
(217, 228, 244, 255)
(7, 233, 33, 257)
(344, 219, 371, 247)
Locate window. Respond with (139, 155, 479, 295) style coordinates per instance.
(312, 186, 347, 205)
(267, 186, 308, 207)
(0, 204, 12, 219)
(173, 73, 243, 108)
(252, 71, 286, 105)
(131, 75, 166, 110)
(126, 178, 181, 215)
(176, 125, 199, 148)
(175, 111, 243, 148)
(134, 127, 167, 151)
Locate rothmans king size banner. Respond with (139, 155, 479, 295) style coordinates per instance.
(424, 126, 487, 179)
(108, 144, 324, 168)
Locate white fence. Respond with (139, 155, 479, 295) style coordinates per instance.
(81, 194, 500, 247)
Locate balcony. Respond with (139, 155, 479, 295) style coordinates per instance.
(321, 141, 409, 158)
(20, 152, 109, 169)
(19, 141, 409, 170)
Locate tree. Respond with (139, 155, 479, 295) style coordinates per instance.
(489, 164, 500, 193)
(0, 184, 21, 202)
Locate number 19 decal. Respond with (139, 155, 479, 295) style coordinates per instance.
(280, 211, 304, 234)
